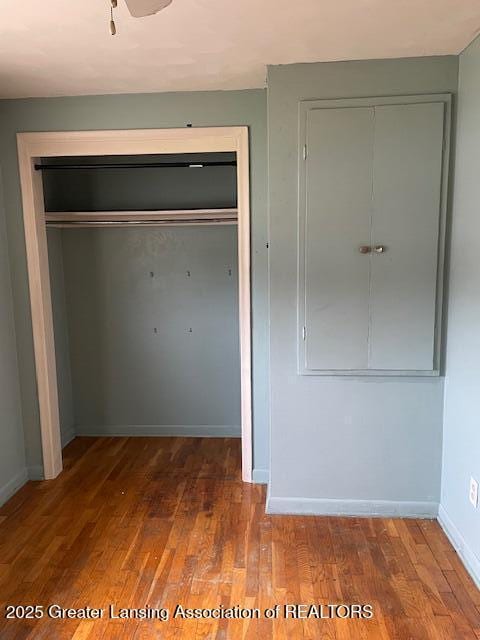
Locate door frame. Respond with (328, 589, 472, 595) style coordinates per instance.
(17, 127, 253, 482)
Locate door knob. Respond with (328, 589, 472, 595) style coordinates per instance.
(359, 245, 371, 254)
(373, 245, 386, 253)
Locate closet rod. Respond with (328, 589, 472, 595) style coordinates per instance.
(34, 161, 237, 171)
(46, 219, 237, 228)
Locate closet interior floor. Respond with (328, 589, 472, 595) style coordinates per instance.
(0, 436, 479, 639)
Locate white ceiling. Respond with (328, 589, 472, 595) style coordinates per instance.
(0, 0, 479, 99)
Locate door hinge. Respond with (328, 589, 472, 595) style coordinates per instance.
(303, 144, 307, 161)
(302, 326, 307, 340)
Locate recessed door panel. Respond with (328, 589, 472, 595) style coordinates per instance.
(369, 103, 444, 370)
(304, 107, 374, 370)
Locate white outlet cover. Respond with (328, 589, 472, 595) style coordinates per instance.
(469, 477, 479, 508)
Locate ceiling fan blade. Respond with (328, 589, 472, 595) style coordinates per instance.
(124, 0, 173, 18)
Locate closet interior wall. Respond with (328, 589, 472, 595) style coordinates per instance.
(45, 153, 241, 442)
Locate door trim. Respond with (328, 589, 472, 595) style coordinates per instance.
(17, 127, 253, 481)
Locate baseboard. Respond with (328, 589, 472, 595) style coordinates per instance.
(27, 465, 44, 481)
(438, 504, 480, 589)
(0, 468, 28, 507)
(266, 495, 439, 518)
(75, 425, 241, 438)
(252, 468, 269, 484)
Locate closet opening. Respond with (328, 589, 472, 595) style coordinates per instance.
(17, 128, 252, 482)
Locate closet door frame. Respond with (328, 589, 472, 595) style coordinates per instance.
(297, 93, 452, 376)
(17, 127, 253, 482)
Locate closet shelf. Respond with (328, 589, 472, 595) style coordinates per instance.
(45, 208, 238, 228)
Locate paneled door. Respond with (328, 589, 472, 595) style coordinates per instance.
(298, 95, 450, 375)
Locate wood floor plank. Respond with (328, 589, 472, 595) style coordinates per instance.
(0, 437, 478, 639)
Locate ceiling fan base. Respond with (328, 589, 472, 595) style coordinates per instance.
(124, 0, 173, 18)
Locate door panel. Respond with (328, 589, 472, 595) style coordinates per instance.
(305, 107, 374, 370)
(369, 103, 444, 370)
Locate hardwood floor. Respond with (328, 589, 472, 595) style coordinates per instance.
(0, 437, 478, 639)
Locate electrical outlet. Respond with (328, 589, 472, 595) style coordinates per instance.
(469, 477, 479, 508)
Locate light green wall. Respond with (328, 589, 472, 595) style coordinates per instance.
(0, 89, 269, 476)
(47, 229, 75, 447)
(0, 168, 26, 501)
(441, 36, 480, 585)
(267, 57, 458, 513)
(57, 225, 241, 436)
